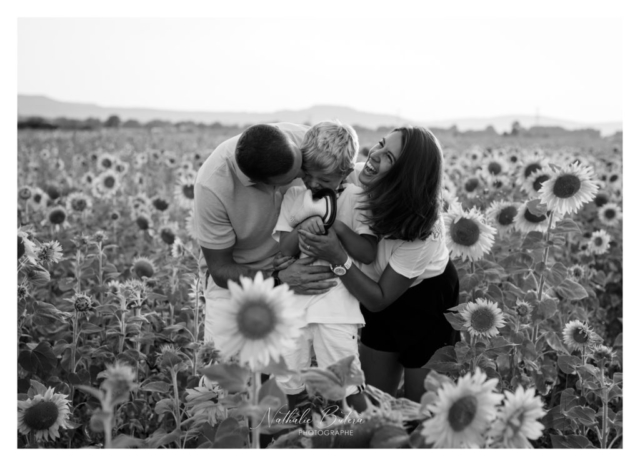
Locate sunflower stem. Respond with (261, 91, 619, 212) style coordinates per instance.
(470, 260, 476, 301)
(97, 240, 103, 302)
(600, 363, 609, 449)
(251, 371, 262, 449)
(171, 368, 182, 447)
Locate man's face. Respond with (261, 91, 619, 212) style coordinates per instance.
(265, 142, 304, 186)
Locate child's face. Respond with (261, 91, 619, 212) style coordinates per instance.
(302, 168, 345, 195)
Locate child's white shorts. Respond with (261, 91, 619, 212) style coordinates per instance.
(276, 323, 362, 397)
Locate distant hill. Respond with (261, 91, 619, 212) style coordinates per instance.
(18, 94, 622, 136)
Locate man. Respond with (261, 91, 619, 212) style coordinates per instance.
(194, 122, 337, 342)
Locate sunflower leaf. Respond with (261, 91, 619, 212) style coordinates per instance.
(200, 363, 250, 393)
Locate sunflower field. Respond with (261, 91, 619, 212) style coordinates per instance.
(17, 127, 622, 449)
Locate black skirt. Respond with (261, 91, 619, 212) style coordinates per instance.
(360, 258, 460, 368)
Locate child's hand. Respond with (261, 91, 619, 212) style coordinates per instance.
(298, 216, 325, 235)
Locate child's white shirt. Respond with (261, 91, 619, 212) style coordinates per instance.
(274, 183, 373, 326)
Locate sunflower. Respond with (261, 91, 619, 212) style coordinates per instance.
(212, 272, 303, 371)
(483, 156, 507, 178)
(97, 153, 117, 171)
(18, 186, 33, 201)
(37, 240, 64, 264)
(66, 192, 93, 214)
(538, 162, 598, 216)
(92, 230, 108, 244)
(518, 155, 547, 188)
(514, 299, 532, 323)
(460, 298, 506, 338)
(174, 173, 196, 209)
(171, 238, 186, 258)
(489, 174, 510, 191)
(18, 386, 72, 442)
(180, 160, 194, 172)
(562, 320, 594, 352)
(28, 188, 49, 212)
(18, 274, 33, 298)
(589, 345, 616, 366)
(53, 158, 65, 172)
(486, 201, 520, 236)
(588, 230, 611, 255)
(444, 203, 496, 262)
(133, 151, 149, 169)
(421, 368, 503, 448)
(521, 166, 554, 198)
(45, 206, 70, 229)
(489, 386, 546, 448)
(151, 196, 170, 212)
(114, 161, 129, 175)
(593, 192, 609, 207)
(18, 229, 38, 264)
(513, 202, 556, 234)
(129, 193, 151, 213)
(568, 264, 586, 281)
(81, 172, 96, 186)
(441, 175, 458, 200)
(196, 341, 221, 371)
(109, 210, 121, 222)
(598, 203, 622, 227)
(133, 210, 153, 231)
(159, 222, 179, 245)
(98, 361, 137, 404)
(132, 256, 156, 278)
(93, 169, 121, 198)
(68, 292, 95, 314)
(461, 176, 482, 198)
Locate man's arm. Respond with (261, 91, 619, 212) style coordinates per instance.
(201, 245, 270, 289)
(332, 220, 377, 265)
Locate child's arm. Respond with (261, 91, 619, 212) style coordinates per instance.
(332, 220, 377, 265)
(280, 216, 326, 257)
(279, 228, 301, 257)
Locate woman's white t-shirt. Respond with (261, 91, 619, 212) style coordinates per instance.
(348, 162, 450, 286)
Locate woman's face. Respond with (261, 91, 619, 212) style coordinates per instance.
(358, 131, 403, 186)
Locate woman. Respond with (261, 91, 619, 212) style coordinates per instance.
(297, 126, 459, 403)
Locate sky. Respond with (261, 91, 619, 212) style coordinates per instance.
(18, 17, 623, 123)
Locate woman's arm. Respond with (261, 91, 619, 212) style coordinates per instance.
(298, 229, 416, 312)
(332, 220, 377, 265)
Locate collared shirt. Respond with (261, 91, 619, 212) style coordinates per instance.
(194, 122, 308, 274)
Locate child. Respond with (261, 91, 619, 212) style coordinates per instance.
(273, 121, 377, 409)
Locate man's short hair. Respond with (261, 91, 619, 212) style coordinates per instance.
(235, 124, 296, 183)
(301, 120, 359, 176)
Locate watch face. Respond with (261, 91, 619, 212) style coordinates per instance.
(333, 266, 347, 276)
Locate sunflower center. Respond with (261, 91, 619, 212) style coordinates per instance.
(23, 400, 59, 430)
(49, 209, 66, 224)
(533, 175, 550, 192)
(594, 237, 603, 247)
(571, 267, 584, 279)
(134, 261, 154, 278)
(33, 194, 42, 203)
(610, 175, 618, 183)
(104, 176, 116, 188)
(498, 206, 517, 226)
(448, 395, 478, 432)
(72, 199, 87, 211)
(470, 307, 496, 333)
(572, 328, 590, 344)
(450, 218, 480, 246)
(488, 162, 502, 175)
(153, 199, 169, 211)
(524, 208, 546, 223)
(604, 209, 616, 219)
(74, 296, 91, 313)
(594, 194, 608, 207)
(160, 229, 176, 245)
(236, 303, 277, 340)
(136, 216, 150, 230)
(524, 163, 542, 179)
(102, 159, 112, 168)
(182, 184, 195, 200)
(552, 174, 581, 198)
(464, 178, 479, 192)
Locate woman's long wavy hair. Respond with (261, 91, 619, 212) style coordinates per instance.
(360, 126, 443, 241)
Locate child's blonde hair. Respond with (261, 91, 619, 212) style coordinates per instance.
(301, 120, 359, 176)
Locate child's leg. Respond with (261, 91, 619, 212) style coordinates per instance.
(275, 326, 312, 408)
(310, 323, 367, 412)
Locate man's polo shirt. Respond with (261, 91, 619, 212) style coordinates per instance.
(194, 122, 308, 275)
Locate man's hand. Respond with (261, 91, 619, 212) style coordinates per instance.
(278, 256, 337, 295)
(272, 252, 297, 271)
(298, 216, 325, 235)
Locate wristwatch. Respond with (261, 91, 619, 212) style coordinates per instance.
(330, 256, 353, 276)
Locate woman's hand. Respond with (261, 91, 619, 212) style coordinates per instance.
(272, 252, 296, 271)
(298, 228, 348, 265)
